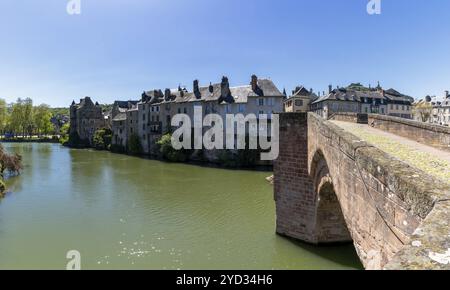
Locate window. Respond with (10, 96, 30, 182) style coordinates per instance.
(295, 100, 303, 107)
(178, 108, 181, 114)
(259, 110, 265, 115)
(267, 98, 274, 106)
(225, 104, 232, 114)
(396, 105, 399, 110)
(183, 108, 187, 114)
(156, 106, 160, 112)
(238, 104, 246, 113)
(143, 114, 146, 121)
(258, 98, 264, 106)
(381, 108, 385, 114)
(151, 107, 154, 112)
(143, 124, 146, 130)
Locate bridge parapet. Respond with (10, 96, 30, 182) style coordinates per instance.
(274, 112, 450, 270)
(331, 112, 450, 152)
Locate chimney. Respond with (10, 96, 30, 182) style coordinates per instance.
(193, 80, 200, 99)
(446, 90, 449, 98)
(328, 85, 332, 94)
(251, 75, 258, 92)
(165, 88, 171, 101)
(221, 76, 230, 97)
(310, 88, 313, 94)
(208, 82, 214, 93)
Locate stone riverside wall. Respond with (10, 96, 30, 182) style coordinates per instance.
(274, 112, 450, 270)
(368, 114, 450, 152)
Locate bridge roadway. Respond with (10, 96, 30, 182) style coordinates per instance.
(330, 120, 450, 185)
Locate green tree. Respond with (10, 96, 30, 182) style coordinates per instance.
(0, 99, 7, 135)
(23, 98, 33, 137)
(33, 104, 54, 137)
(128, 133, 143, 155)
(59, 122, 70, 145)
(93, 128, 112, 150)
(9, 99, 23, 137)
(156, 133, 188, 162)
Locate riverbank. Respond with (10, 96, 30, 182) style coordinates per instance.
(1, 137, 60, 144)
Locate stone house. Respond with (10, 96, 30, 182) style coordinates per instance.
(284, 86, 318, 112)
(110, 100, 139, 149)
(311, 83, 413, 119)
(422, 91, 450, 126)
(70, 97, 107, 145)
(110, 75, 284, 159)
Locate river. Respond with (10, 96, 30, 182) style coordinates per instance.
(0, 143, 362, 270)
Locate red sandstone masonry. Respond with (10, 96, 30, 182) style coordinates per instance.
(274, 112, 450, 270)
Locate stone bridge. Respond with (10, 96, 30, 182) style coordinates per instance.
(274, 112, 450, 270)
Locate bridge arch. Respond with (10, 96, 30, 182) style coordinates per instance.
(310, 150, 352, 244)
(274, 112, 450, 269)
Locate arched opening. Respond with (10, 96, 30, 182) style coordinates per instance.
(311, 150, 352, 244)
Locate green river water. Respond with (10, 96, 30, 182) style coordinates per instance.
(0, 143, 362, 270)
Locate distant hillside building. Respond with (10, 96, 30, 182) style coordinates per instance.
(70, 97, 107, 145)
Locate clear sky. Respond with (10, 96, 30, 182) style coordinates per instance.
(0, 0, 449, 107)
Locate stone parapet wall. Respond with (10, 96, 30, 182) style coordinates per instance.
(368, 114, 450, 152)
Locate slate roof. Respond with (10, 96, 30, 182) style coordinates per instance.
(112, 112, 127, 122)
(173, 79, 284, 105)
(312, 87, 413, 105)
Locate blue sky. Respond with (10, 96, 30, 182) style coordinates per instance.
(0, 0, 449, 107)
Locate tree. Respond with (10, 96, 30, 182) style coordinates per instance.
(23, 98, 34, 137)
(9, 99, 23, 137)
(0, 144, 23, 177)
(92, 128, 112, 150)
(0, 144, 23, 195)
(413, 102, 433, 122)
(157, 133, 188, 162)
(33, 104, 53, 137)
(59, 123, 70, 145)
(128, 133, 143, 155)
(0, 99, 7, 134)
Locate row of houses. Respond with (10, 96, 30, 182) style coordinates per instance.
(72, 79, 446, 156)
(284, 83, 415, 120)
(70, 75, 285, 154)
